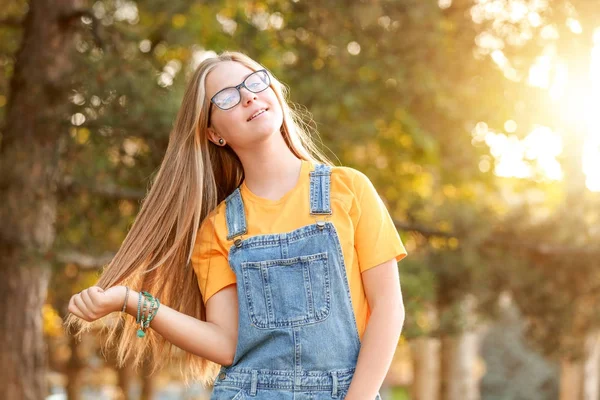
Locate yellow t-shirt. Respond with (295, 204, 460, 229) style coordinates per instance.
(191, 159, 407, 341)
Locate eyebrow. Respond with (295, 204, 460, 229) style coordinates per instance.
(215, 71, 255, 94)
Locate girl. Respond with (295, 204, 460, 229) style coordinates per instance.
(66, 51, 407, 400)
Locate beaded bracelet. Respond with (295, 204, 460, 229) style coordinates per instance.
(136, 291, 143, 336)
(136, 292, 149, 337)
(136, 291, 160, 338)
(144, 297, 160, 328)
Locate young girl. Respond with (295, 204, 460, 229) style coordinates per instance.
(66, 51, 407, 400)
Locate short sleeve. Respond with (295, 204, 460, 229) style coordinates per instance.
(352, 170, 407, 273)
(191, 210, 236, 305)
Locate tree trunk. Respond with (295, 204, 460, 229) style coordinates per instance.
(560, 332, 600, 400)
(582, 332, 600, 400)
(440, 297, 481, 400)
(0, 265, 50, 399)
(440, 333, 480, 400)
(411, 336, 441, 400)
(65, 330, 84, 400)
(0, 0, 85, 399)
(410, 305, 441, 400)
(560, 357, 583, 400)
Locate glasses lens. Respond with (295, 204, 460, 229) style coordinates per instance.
(245, 70, 269, 93)
(213, 88, 240, 110)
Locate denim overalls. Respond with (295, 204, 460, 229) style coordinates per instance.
(211, 163, 382, 400)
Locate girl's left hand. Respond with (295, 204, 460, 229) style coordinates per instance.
(68, 286, 125, 322)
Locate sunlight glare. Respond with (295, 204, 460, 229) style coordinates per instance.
(484, 128, 563, 181)
(469, 2, 598, 190)
(528, 55, 552, 88)
(549, 63, 568, 100)
(502, 27, 600, 191)
(582, 28, 600, 191)
(566, 18, 583, 35)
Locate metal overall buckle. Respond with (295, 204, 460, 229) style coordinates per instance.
(233, 234, 245, 248)
(314, 214, 331, 230)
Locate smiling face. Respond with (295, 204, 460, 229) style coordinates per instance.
(205, 61, 283, 149)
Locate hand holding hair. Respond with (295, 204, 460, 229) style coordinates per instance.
(67, 285, 128, 322)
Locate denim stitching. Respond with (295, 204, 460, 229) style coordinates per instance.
(240, 252, 331, 329)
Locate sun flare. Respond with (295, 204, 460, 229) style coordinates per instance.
(481, 27, 600, 192)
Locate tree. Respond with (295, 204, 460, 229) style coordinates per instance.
(0, 0, 97, 398)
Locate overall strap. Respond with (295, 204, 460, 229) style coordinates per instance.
(309, 163, 332, 215)
(224, 187, 247, 241)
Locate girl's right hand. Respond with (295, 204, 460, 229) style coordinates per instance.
(68, 285, 126, 322)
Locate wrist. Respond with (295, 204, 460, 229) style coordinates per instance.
(120, 286, 139, 316)
(127, 289, 140, 316)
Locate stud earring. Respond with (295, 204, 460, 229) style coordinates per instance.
(218, 138, 224, 145)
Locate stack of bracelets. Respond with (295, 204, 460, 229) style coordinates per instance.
(123, 287, 160, 338)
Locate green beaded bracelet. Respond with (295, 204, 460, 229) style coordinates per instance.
(137, 292, 147, 338)
(136, 291, 160, 338)
(146, 297, 160, 327)
(136, 291, 142, 323)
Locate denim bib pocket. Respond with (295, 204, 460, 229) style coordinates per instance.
(241, 251, 331, 329)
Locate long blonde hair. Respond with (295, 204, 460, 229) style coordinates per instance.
(64, 51, 334, 387)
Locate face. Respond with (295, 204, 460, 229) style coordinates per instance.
(205, 61, 283, 149)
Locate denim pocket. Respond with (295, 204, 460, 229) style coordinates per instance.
(241, 252, 331, 329)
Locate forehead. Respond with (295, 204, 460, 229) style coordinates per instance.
(206, 62, 255, 97)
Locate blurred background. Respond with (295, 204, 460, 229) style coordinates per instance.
(1, 0, 599, 399)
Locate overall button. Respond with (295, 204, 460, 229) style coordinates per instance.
(218, 372, 227, 380)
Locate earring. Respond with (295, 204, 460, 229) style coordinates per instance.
(218, 138, 224, 145)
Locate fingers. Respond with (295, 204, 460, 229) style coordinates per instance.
(87, 286, 106, 306)
(67, 285, 114, 323)
(73, 292, 92, 321)
(69, 286, 109, 322)
(81, 288, 95, 312)
(68, 293, 88, 321)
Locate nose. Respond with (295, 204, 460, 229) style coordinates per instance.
(240, 87, 258, 105)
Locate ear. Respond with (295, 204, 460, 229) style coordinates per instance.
(206, 126, 222, 146)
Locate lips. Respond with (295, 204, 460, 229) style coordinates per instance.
(247, 108, 268, 122)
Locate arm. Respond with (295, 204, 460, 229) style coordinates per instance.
(68, 283, 239, 366)
(345, 258, 405, 400)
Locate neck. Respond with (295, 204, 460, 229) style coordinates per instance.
(236, 132, 303, 199)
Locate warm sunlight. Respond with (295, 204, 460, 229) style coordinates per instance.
(475, 125, 563, 181)
(481, 26, 600, 192)
(584, 29, 600, 191)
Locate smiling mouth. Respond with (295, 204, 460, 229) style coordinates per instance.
(247, 108, 269, 122)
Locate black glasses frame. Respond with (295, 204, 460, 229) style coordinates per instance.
(210, 69, 271, 111)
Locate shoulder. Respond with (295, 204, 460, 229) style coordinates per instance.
(318, 163, 374, 212)
(197, 200, 227, 237)
(328, 164, 373, 196)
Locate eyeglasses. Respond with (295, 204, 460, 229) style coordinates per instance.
(210, 69, 271, 111)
